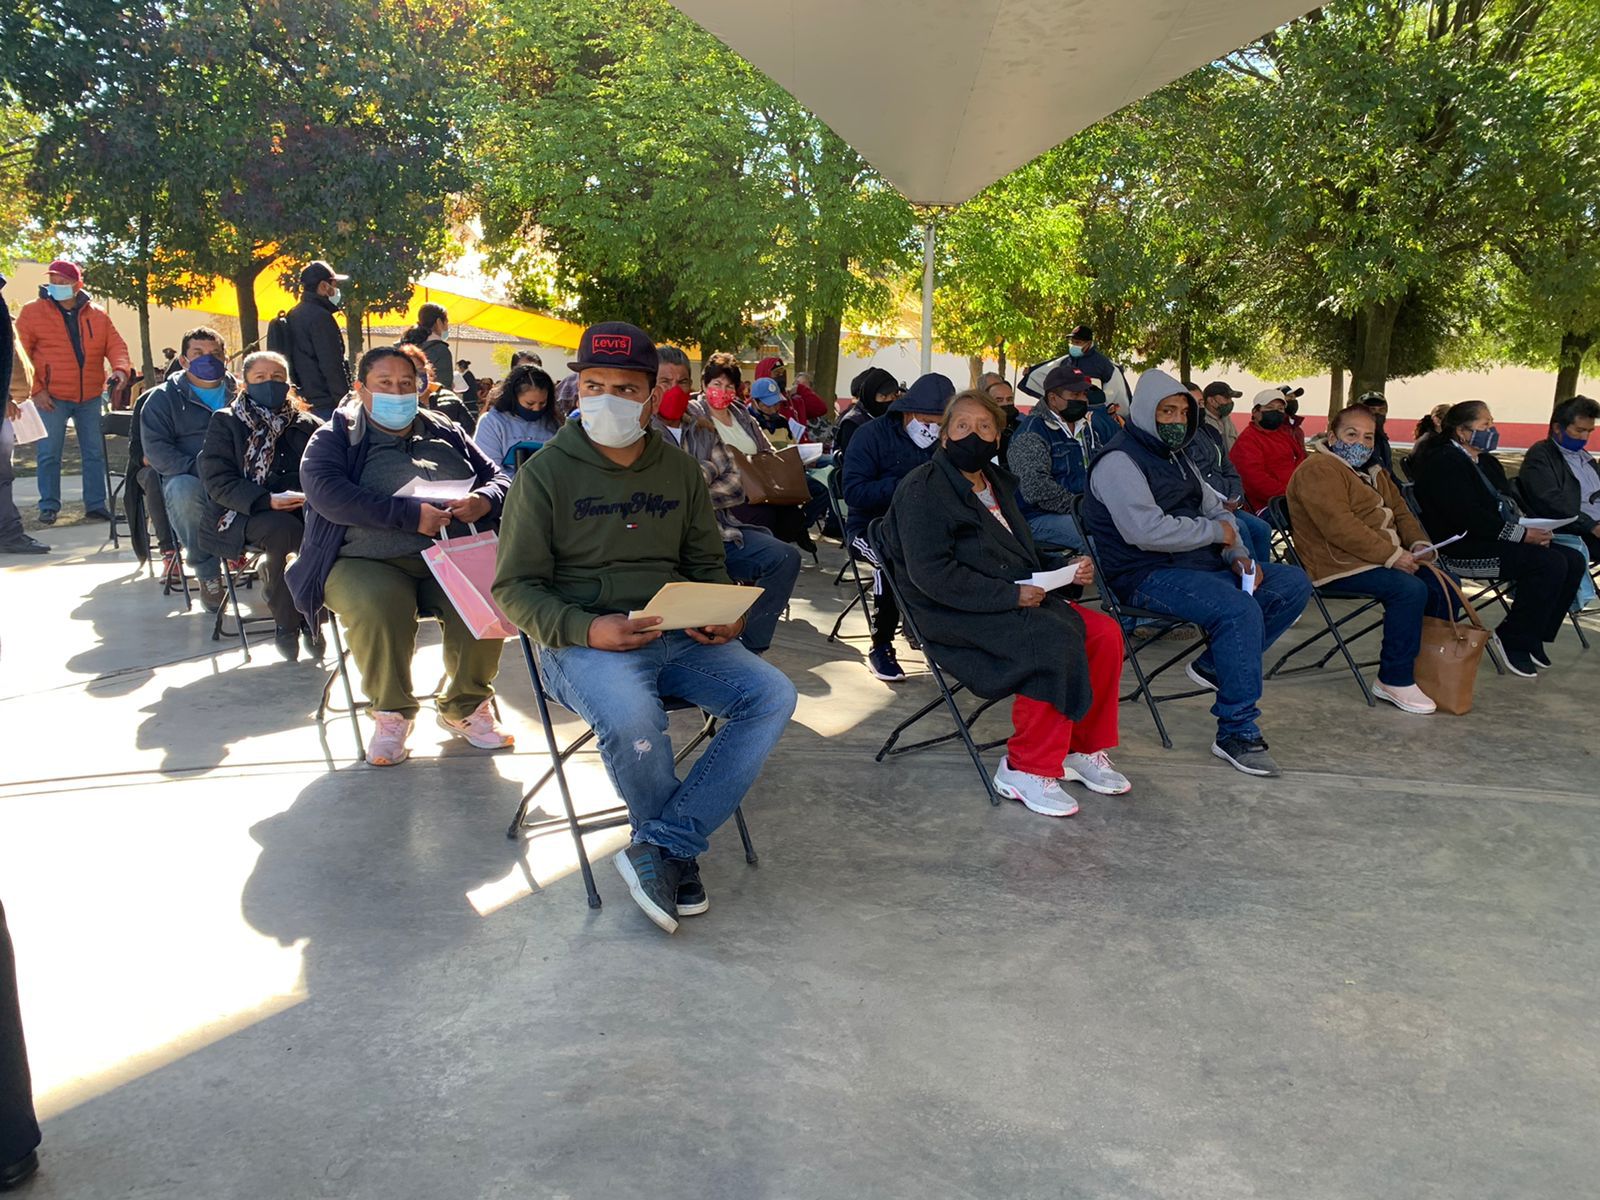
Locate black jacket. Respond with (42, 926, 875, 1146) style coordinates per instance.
(1518, 437, 1598, 534)
(882, 451, 1092, 720)
(197, 408, 321, 556)
(0, 275, 13, 409)
(286, 294, 349, 410)
(1410, 438, 1520, 559)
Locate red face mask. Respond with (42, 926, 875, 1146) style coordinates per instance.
(658, 385, 691, 422)
(705, 386, 736, 410)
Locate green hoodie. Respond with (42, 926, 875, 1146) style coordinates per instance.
(492, 420, 731, 648)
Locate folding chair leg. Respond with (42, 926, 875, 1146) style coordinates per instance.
(213, 561, 255, 663)
(1316, 594, 1373, 705)
(932, 670, 1002, 806)
(327, 619, 365, 763)
(517, 635, 602, 908)
(733, 806, 758, 864)
(1569, 610, 1590, 650)
(1122, 643, 1174, 751)
(827, 589, 865, 642)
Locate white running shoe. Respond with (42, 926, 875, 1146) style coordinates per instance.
(993, 757, 1079, 817)
(1372, 682, 1437, 714)
(1062, 750, 1132, 795)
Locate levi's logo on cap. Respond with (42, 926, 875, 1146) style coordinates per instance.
(592, 333, 632, 356)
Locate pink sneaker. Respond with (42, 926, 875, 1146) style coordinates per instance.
(366, 711, 414, 766)
(438, 700, 514, 750)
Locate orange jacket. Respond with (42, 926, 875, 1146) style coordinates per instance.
(14, 289, 132, 403)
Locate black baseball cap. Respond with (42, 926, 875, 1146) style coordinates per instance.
(1277, 384, 1306, 398)
(1042, 364, 1092, 395)
(300, 260, 349, 290)
(1203, 381, 1243, 399)
(567, 320, 659, 377)
(1069, 324, 1093, 342)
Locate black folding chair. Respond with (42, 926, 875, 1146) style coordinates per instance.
(1262, 497, 1379, 704)
(213, 551, 278, 662)
(1071, 495, 1215, 750)
(826, 468, 873, 642)
(101, 409, 134, 549)
(865, 520, 1004, 806)
(161, 535, 196, 608)
(508, 632, 757, 909)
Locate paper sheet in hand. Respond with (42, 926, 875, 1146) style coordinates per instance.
(274, 490, 306, 503)
(629, 582, 759, 630)
(1518, 516, 1569, 531)
(1241, 564, 1259, 595)
(1412, 532, 1464, 557)
(796, 442, 825, 466)
(9, 399, 47, 445)
(1017, 562, 1080, 592)
(394, 476, 475, 503)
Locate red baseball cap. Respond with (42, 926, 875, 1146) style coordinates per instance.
(46, 259, 83, 285)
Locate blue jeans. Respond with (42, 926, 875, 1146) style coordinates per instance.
(35, 395, 106, 514)
(1131, 563, 1313, 740)
(1236, 511, 1273, 565)
(161, 473, 220, 581)
(1026, 511, 1086, 553)
(1332, 566, 1451, 687)
(540, 633, 797, 859)
(722, 526, 801, 653)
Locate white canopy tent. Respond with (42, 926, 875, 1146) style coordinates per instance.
(670, 0, 1314, 370)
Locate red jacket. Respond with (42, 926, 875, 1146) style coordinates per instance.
(1229, 421, 1307, 512)
(15, 289, 132, 403)
(789, 382, 828, 422)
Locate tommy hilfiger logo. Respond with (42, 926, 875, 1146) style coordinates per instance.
(592, 334, 632, 355)
(572, 492, 681, 520)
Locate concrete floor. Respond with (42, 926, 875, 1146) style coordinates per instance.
(2, 520, 1598, 1199)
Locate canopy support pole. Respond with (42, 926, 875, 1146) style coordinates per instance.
(919, 217, 936, 375)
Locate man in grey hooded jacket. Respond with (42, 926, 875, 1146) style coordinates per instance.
(1080, 369, 1311, 777)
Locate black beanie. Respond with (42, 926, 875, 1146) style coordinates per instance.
(855, 367, 897, 415)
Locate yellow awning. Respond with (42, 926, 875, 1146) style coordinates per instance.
(188, 264, 586, 350)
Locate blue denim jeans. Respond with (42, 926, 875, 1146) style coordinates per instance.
(540, 633, 798, 859)
(722, 526, 801, 652)
(1026, 511, 1086, 553)
(35, 394, 106, 514)
(161, 473, 220, 580)
(1331, 566, 1452, 687)
(1236, 510, 1274, 565)
(1131, 563, 1313, 740)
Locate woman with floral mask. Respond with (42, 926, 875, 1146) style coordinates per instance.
(1285, 405, 1447, 714)
(287, 346, 514, 765)
(1409, 400, 1586, 676)
(198, 350, 323, 661)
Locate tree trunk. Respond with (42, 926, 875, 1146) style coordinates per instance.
(345, 304, 364, 375)
(1177, 319, 1192, 384)
(968, 356, 983, 387)
(792, 299, 809, 376)
(997, 339, 1007, 379)
(811, 309, 842, 408)
(136, 287, 154, 388)
(1327, 362, 1345, 422)
(232, 262, 265, 351)
(1351, 298, 1401, 398)
(1554, 330, 1593, 403)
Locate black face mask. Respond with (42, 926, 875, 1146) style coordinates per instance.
(1062, 398, 1089, 422)
(1258, 410, 1287, 431)
(944, 431, 997, 473)
(247, 380, 291, 411)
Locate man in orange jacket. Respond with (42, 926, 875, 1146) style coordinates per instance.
(14, 260, 132, 525)
(1229, 388, 1307, 514)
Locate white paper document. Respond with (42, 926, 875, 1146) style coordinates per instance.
(1017, 562, 1082, 592)
(1411, 532, 1464, 557)
(796, 442, 825, 466)
(629, 582, 759, 630)
(1517, 516, 1569, 531)
(9, 399, 47, 445)
(274, 490, 306, 503)
(1241, 564, 1259, 595)
(393, 476, 475, 503)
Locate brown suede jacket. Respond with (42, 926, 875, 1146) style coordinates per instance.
(1285, 440, 1428, 586)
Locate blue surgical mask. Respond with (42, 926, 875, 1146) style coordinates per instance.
(187, 353, 227, 382)
(1067, 344, 1085, 359)
(369, 390, 418, 430)
(1556, 431, 1590, 452)
(191, 381, 227, 411)
(1330, 439, 1371, 468)
(328, 287, 343, 308)
(1470, 427, 1500, 452)
(46, 282, 75, 302)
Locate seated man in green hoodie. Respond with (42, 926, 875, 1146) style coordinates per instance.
(493, 322, 798, 935)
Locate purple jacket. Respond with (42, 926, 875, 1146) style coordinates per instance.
(287, 403, 510, 621)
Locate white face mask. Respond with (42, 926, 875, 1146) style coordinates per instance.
(579, 393, 647, 448)
(906, 418, 940, 449)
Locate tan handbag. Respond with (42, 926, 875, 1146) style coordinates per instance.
(730, 446, 809, 506)
(1412, 563, 1490, 715)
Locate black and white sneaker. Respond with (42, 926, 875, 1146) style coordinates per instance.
(1212, 735, 1281, 777)
(1529, 646, 1553, 670)
(613, 843, 680, 933)
(1185, 660, 1220, 691)
(867, 646, 907, 682)
(1502, 648, 1539, 678)
(669, 857, 709, 917)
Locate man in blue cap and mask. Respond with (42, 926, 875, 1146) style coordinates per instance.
(138, 326, 239, 611)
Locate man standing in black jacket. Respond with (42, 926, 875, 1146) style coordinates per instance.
(286, 260, 350, 420)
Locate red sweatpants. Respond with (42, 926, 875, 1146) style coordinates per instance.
(1006, 603, 1123, 776)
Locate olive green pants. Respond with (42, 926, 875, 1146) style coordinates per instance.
(323, 554, 503, 720)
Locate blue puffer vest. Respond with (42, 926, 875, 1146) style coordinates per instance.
(1081, 423, 1227, 601)
(1013, 411, 1088, 518)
